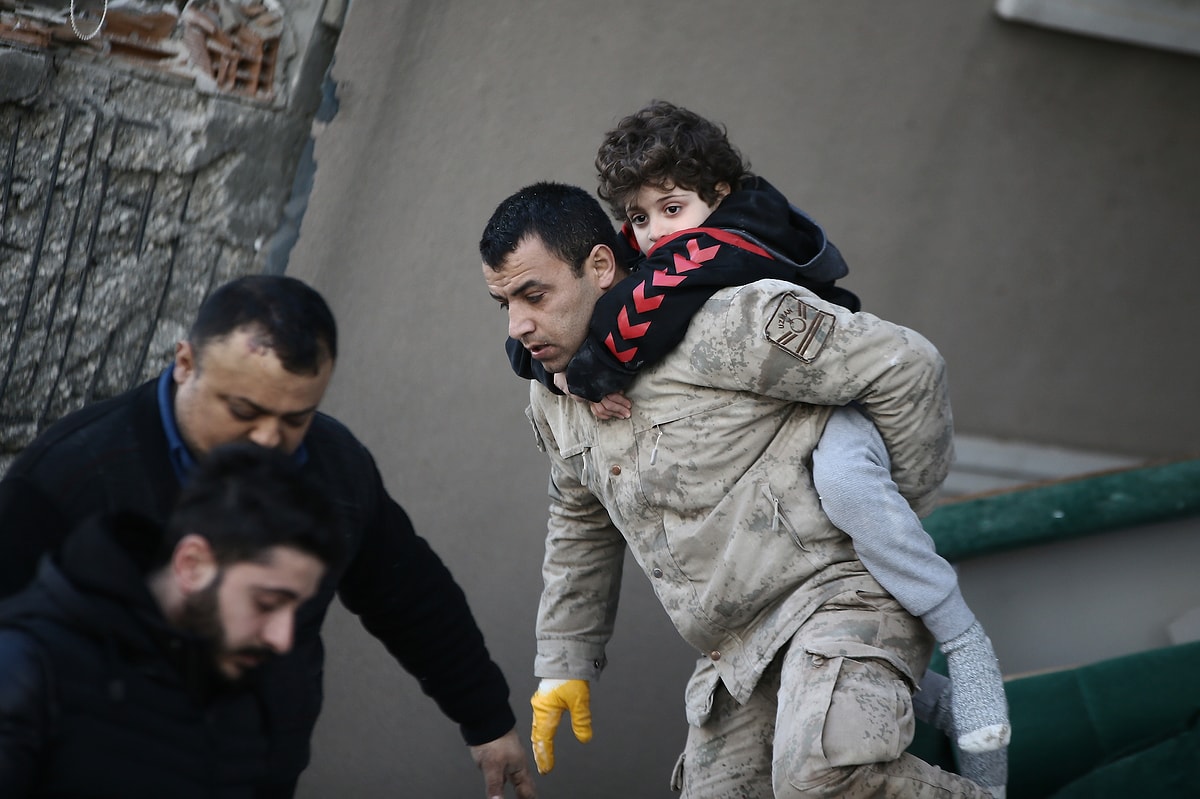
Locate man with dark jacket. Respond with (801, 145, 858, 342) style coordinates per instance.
(0, 275, 535, 798)
(0, 443, 342, 797)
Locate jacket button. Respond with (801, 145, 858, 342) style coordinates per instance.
(610, 465, 621, 475)
(651, 568, 663, 578)
(709, 650, 721, 661)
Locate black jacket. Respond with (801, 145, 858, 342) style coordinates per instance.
(507, 176, 860, 401)
(0, 512, 270, 798)
(0, 378, 515, 788)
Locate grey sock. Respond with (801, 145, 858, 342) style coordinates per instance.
(957, 747, 1007, 796)
(942, 621, 1010, 753)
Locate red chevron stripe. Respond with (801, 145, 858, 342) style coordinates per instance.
(617, 306, 651, 339)
(605, 333, 638, 363)
(652, 269, 686, 287)
(694, 228, 771, 258)
(686, 239, 720, 262)
(656, 227, 772, 259)
(632, 281, 664, 313)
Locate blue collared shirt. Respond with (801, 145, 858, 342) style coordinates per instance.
(156, 365, 309, 485)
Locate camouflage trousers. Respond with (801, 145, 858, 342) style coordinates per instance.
(672, 590, 989, 798)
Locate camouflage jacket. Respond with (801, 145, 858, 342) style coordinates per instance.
(526, 279, 954, 703)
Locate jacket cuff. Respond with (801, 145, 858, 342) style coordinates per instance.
(535, 639, 608, 682)
(459, 704, 518, 747)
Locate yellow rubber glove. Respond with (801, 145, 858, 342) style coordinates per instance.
(529, 678, 592, 774)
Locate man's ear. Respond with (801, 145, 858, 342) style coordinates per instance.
(587, 244, 621, 290)
(714, 182, 732, 204)
(174, 340, 195, 385)
(172, 534, 219, 595)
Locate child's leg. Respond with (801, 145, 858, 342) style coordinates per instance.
(813, 405, 971, 640)
(813, 406, 1010, 796)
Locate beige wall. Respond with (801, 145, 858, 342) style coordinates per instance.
(288, 2, 1200, 795)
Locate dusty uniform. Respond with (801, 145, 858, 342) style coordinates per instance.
(526, 279, 986, 798)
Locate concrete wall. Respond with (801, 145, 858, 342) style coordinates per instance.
(958, 514, 1200, 676)
(0, 0, 340, 472)
(285, 2, 1200, 796)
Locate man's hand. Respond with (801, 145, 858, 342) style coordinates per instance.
(529, 678, 592, 774)
(469, 727, 537, 799)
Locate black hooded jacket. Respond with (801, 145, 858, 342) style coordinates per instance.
(0, 512, 271, 798)
(506, 177, 860, 401)
(0, 378, 515, 793)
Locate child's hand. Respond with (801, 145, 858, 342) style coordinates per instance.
(551, 373, 633, 421)
(590, 392, 631, 421)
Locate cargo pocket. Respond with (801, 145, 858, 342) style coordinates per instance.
(814, 650, 914, 768)
(683, 657, 720, 727)
(670, 749, 686, 791)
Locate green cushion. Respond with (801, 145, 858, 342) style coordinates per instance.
(1049, 713, 1200, 799)
(908, 641, 1200, 798)
(905, 459, 1200, 795)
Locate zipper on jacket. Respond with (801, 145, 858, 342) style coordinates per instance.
(761, 484, 807, 550)
(649, 425, 664, 465)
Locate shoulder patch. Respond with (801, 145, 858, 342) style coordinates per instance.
(765, 293, 835, 362)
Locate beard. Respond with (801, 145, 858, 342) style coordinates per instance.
(176, 570, 272, 685)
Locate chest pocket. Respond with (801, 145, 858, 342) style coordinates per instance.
(529, 402, 598, 487)
(639, 393, 772, 511)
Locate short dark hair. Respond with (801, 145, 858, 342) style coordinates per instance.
(595, 100, 751, 219)
(166, 443, 343, 570)
(188, 275, 337, 375)
(479, 182, 618, 276)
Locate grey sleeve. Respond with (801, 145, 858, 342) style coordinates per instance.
(812, 406, 975, 643)
(0, 629, 52, 796)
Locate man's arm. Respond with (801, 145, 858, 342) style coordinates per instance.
(691, 281, 954, 514)
(334, 458, 518, 745)
(0, 629, 52, 796)
(527, 391, 626, 682)
(328, 443, 532, 796)
(524, 389, 626, 776)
